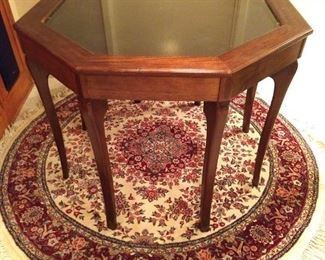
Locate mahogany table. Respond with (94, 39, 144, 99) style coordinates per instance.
(15, 0, 312, 232)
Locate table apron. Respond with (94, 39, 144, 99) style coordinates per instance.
(218, 40, 304, 101)
(79, 75, 220, 101)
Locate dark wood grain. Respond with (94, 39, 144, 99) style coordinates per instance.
(26, 58, 69, 179)
(79, 74, 220, 101)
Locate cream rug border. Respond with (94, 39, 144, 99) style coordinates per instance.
(0, 81, 323, 259)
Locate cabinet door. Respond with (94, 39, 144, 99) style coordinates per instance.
(0, 0, 32, 138)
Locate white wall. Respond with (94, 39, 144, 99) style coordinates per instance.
(9, 0, 39, 21)
(257, 0, 325, 144)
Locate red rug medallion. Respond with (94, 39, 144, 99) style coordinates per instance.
(0, 95, 318, 259)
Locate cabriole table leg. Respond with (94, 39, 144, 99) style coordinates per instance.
(26, 59, 69, 179)
(80, 99, 117, 229)
(252, 61, 298, 187)
(199, 101, 230, 232)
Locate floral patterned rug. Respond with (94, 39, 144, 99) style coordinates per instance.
(0, 94, 318, 259)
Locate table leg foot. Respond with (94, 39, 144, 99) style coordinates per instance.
(198, 223, 211, 232)
(199, 101, 230, 231)
(26, 59, 69, 179)
(80, 98, 117, 229)
(243, 85, 257, 133)
(252, 62, 298, 187)
(107, 219, 118, 230)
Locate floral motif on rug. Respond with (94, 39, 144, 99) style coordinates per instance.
(0, 94, 318, 259)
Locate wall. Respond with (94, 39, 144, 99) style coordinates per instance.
(257, 0, 325, 144)
(9, 0, 39, 21)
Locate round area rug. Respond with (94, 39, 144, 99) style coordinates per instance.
(0, 94, 318, 259)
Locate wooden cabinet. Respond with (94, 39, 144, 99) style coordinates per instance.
(0, 0, 32, 137)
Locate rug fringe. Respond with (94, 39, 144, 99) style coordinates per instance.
(0, 213, 29, 260)
(303, 212, 325, 259)
(0, 245, 12, 260)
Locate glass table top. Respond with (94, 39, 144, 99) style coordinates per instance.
(45, 0, 278, 56)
